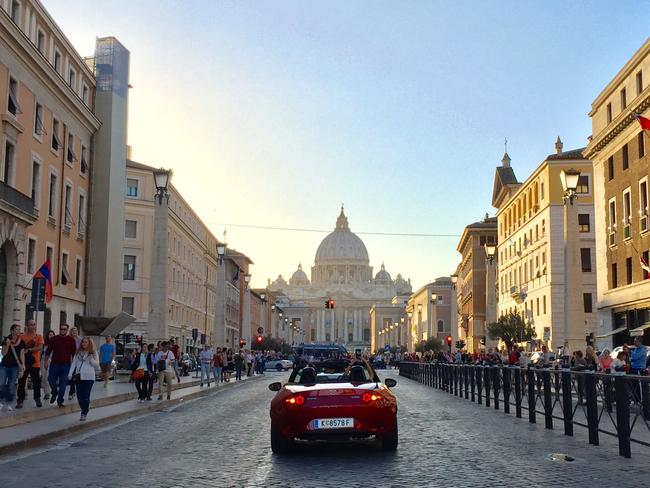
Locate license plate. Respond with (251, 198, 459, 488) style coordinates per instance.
(312, 418, 354, 429)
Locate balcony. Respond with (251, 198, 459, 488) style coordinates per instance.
(0, 180, 36, 223)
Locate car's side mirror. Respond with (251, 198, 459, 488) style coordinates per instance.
(384, 378, 397, 388)
(269, 382, 282, 392)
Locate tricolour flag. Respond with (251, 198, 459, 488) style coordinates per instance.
(635, 113, 650, 131)
(34, 260, 53, 303)
(640, 254, 650, 278)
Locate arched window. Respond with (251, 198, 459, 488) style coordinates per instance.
(437, 320, 444, 332)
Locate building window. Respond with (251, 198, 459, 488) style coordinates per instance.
(536, 297, 539, 316)
(7, 76, 19, 116)
(59, 311, 67, 327)
(608, 156, 614, 180)
(575, 175, 589, 194)
(637, 71, 643, 96)
(606, 102, 612, 123)
(542, 295, 546, 315)
(46, 245, 53, 264)
(608, 198, 617, 246)
(620, 88, 627, 110)
(626, 257, 633, 285)
(611, 263, 617, 289)
(34, 102, 45, 137)
(61, 253, 70, 285)
(78, 194, 86, 235)
(540, 182, 545, 201)
(75, 258, 81, 290)
(578, 213, 590, 232)
(622, 144, 629, 170)
(10, 0, 20, 24)
(123, 255, 136, 280)
(125, 220, 137, 239)
(122, 297, 135, 315)
(126, 178, 138, 197)
(3, 140, 15, 187)
(363, 328, 370, 342)
(437, 320, 444, 332)
(48, 173, 57, 219)
(623, 188, 632, 240)
(80, 145, 88, 174)
(67, 133, 76, 163)
(580, 248, 592, 272)
(583, 293, 593, 314)
(53, 50, 61, 73)
(68, 68, 76, 89)
(82, 84, 89, 105)
(640, 178, 649, 233)
(51, 119, 62, 152)
(36, 29, 45, 55)
(639, 132, 646, 159)
(64, 184, 72, 227)
(27, 238, 36, 274)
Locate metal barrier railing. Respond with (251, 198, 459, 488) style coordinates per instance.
(399, 361, 650, 458)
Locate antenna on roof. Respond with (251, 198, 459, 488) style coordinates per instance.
(504, 137, 508, 154)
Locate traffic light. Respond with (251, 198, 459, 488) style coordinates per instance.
(455, 340, 465, 350)
(325, 298, 336, 309)
(446, 335, 452, 347)
(256, 335, 263, 344)
(239, 338, 246, 348)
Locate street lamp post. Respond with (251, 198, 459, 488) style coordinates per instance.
(484, 243, 497, 352)
(430, 292, 438, 344)
(150, 168, 171, 343)
(450, 274, 458, 351)
(214, 242, 227, 347)
(242, 273, 252, 347)
(561, 168, 583, 360)
(407, 311, 413, 352)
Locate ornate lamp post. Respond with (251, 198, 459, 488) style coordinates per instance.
(242, 273, 252, 347)
(214, 242, 227, 347)
(150, 168, 171, 343)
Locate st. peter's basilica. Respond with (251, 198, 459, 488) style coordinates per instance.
(268, 207, 412, 351)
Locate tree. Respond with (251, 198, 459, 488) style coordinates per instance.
(486, 311, 536, 351)
(414, 337, 444, 353)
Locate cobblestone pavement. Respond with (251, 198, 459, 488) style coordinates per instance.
(0, 370, 648, 488)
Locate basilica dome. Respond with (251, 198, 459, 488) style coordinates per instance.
(290, 263, 310, 285)
(315, 207, 369, 265)
(374, 263, 392, 283)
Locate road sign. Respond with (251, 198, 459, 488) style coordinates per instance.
(384, 344, 390, 352)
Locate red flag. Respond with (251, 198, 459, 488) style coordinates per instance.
(636, 114, 650, 131)
(640, 255, 650, 278)
(34, 260, 53, 303)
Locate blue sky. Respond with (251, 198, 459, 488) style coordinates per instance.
(45, 0, 650, 288)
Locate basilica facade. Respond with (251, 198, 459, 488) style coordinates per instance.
(268, 208, 411, 351)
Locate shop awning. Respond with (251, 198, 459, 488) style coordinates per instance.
(629, 323, 650, 336)
(595, 326, 627, 338)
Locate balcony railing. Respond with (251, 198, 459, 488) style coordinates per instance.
(0, 180, 35, 217)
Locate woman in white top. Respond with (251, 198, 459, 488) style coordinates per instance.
(67, 337, 99, 421)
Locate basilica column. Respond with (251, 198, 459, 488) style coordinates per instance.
(343, 309, 348, 344)
(330, 308, 335, 343)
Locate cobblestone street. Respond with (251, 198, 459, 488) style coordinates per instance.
(1, 370, 649, 487)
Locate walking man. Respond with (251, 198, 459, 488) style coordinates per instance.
(16, 320, 44, 409)
(47, 323, 77, 406)
(234, 350, 244, 381)
(199, 344, 214, 387)
(99, 336, 116, 387)
(156, 341, 175, 400)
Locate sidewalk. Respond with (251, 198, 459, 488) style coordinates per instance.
(0, 372, 265, 456)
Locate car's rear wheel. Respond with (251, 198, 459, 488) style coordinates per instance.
(271, 425, 293, 454)
(276, 363, 283, 372)
(381, 426, 398, 451)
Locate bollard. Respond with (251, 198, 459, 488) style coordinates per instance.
(502, 367, 511, 414)
(542, 369, 552, 429)
(493, 367, 500, 410)
(454, 366, 459, 396)
(614, 375, 631, 458)
(477, 367, 483, 405)
(527, 367, 536, 424)
(561, 370, 573, 436)
(642, 379, 650, 421)
(514, 368, 522, 418)
(603, 373, 613, 413)
(585, 372, 599, 446)
(484, 366, 491, 408)
(464, 366, 470, 400)
(470, 366, 476, 402)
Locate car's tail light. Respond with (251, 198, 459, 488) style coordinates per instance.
(362, 392, 380, 403)
(285, 394, 305, 407)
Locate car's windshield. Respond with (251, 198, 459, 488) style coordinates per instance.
(288, 359, 378, 384)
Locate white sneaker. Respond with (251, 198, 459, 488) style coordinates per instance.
(5, 404, 13, 412)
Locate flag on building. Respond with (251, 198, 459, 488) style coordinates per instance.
(640, 254, 650, 277)
(232, 267, 240, 285)
(635, 113, 650, 131)
(34, 260, 53, 303)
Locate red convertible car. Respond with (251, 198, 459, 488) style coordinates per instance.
(268, 359, 398, 453)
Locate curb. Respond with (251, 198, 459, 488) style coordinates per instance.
(0, 375, 264, 457)
(0, 378, 202, 429)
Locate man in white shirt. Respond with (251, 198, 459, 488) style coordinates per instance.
(155, 342, 175, 400)
(199, 344, 214, 387)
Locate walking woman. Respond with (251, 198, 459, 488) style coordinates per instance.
(67, 337, 99, 421)
(68, 327, 81, 401)
(41, 330, 55, 401)
(0, 324, 25, 411)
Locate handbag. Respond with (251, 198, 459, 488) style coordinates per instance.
(71, 353, 88, 382)
(156, 351, 169, 371)
(132, 368, 145, 380)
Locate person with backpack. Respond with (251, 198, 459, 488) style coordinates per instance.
(155, 341, 175, 400)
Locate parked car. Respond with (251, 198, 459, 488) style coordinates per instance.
(266, 358, 293, 371)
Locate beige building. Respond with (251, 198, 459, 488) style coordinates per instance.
(584, 37, 650, 348)
(0, 0, 111, 336)
(455, 215, 497, 353)
(406, 277, 452, 351)
(121, 159, 219, 352)
(370, 295, 409, 352)
(493, 144, 596, 352)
